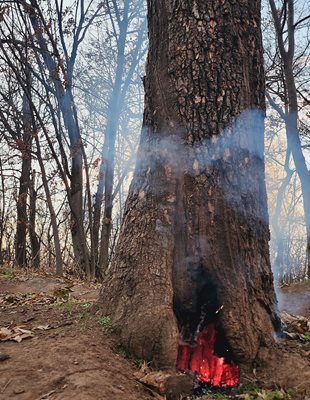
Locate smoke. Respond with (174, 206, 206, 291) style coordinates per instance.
(132, 106, 309, 293)
(137, 108, 265, 174)
(133, 107, 268, 228)
(265, 106, 309, 288)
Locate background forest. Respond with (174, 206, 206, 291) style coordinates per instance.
(0, 0, 309, 284)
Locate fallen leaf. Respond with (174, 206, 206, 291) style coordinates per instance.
(0, 327, 11, 340)
(17, 328, 33, 334)
(0, 326, 34, 342)
(39, 389, 56, 399)
(35, 325, 52, 331)
(13, 332, 34, 343)
(136, 371, 172, 394)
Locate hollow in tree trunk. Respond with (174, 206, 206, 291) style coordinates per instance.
(100, 0, 281, 376)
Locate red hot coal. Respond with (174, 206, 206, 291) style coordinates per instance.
(177, 322, 239, 386)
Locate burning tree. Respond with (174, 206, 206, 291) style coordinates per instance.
(100, 0, 281, 385)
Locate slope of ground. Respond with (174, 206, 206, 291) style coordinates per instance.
(0, 271, 153, 400)
(0, 269, 309, 400)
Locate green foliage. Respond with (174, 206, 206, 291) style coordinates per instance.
(265, 390, 285, 400)
(0, 266, 15, 280)
(82, 301, 93, 309)
(193, 394, 229, 400)
(52, 284, 73, 302)
(239, 382, 260, 398)
(115, 344, 131, 358)
(302, 332, 310, 341)
(210, 394, 229, 400)
(52, 299, 77, 313)
(97, 315, 113, 332)
(169, 385, 301, 400)
(53, 298, 95, 320)
(238, 386, 294, 400)
(134, 358, 146, 368)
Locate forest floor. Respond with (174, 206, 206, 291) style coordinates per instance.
(0, 267, 309, 400)
(277, 281, 310, 317)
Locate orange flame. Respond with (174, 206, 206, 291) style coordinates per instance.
(177, 323, 238, 386)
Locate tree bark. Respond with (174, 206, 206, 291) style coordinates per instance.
(35, 135, 63, 276)
(15, 91, 33, 267)
(100, 0, 280, 370)
(0, 159, 5, 265)
(59, 89, 91, 278)
(28, 169, 40, 268)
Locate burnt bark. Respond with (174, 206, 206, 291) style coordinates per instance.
(100, 0, 280, 370)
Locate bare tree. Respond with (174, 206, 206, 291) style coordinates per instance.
(267, 0, 310, 278)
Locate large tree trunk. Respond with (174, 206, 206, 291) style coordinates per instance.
(100, 0, 280, 371)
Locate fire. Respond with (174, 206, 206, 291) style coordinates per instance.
(177, 323, 239, 386)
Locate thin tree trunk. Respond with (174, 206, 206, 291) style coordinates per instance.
(100, 0, 280, 371)
(28, 169, 40, 268)
(95, 6, 146, 275)
(95, 10, 129, 274)
(269, 0, 310, 279)
(34, 135, 63, 276)
(284, 111, 310, 279)
(28, 8, 91, 277)
(0, 159, 5, 265)
(59, 90, 90, 277)
(15, 92, 33, 267)
(271, 146, 293, 282)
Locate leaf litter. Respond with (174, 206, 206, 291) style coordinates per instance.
(0, 292, 56, 307)
(281, 311, 310, 341)
(0, 324, 34, 342)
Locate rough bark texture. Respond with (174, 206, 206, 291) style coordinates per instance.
(100, 0, 280, 370)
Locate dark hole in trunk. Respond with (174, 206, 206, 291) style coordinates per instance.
(174, 268, 239, 388)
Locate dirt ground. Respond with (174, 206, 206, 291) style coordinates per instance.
(0, 271, 309, 400)
(0, 273, 154, 400)
(277, 281, 310, 317)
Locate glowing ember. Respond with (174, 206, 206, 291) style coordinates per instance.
(177, 323, 239, 386)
